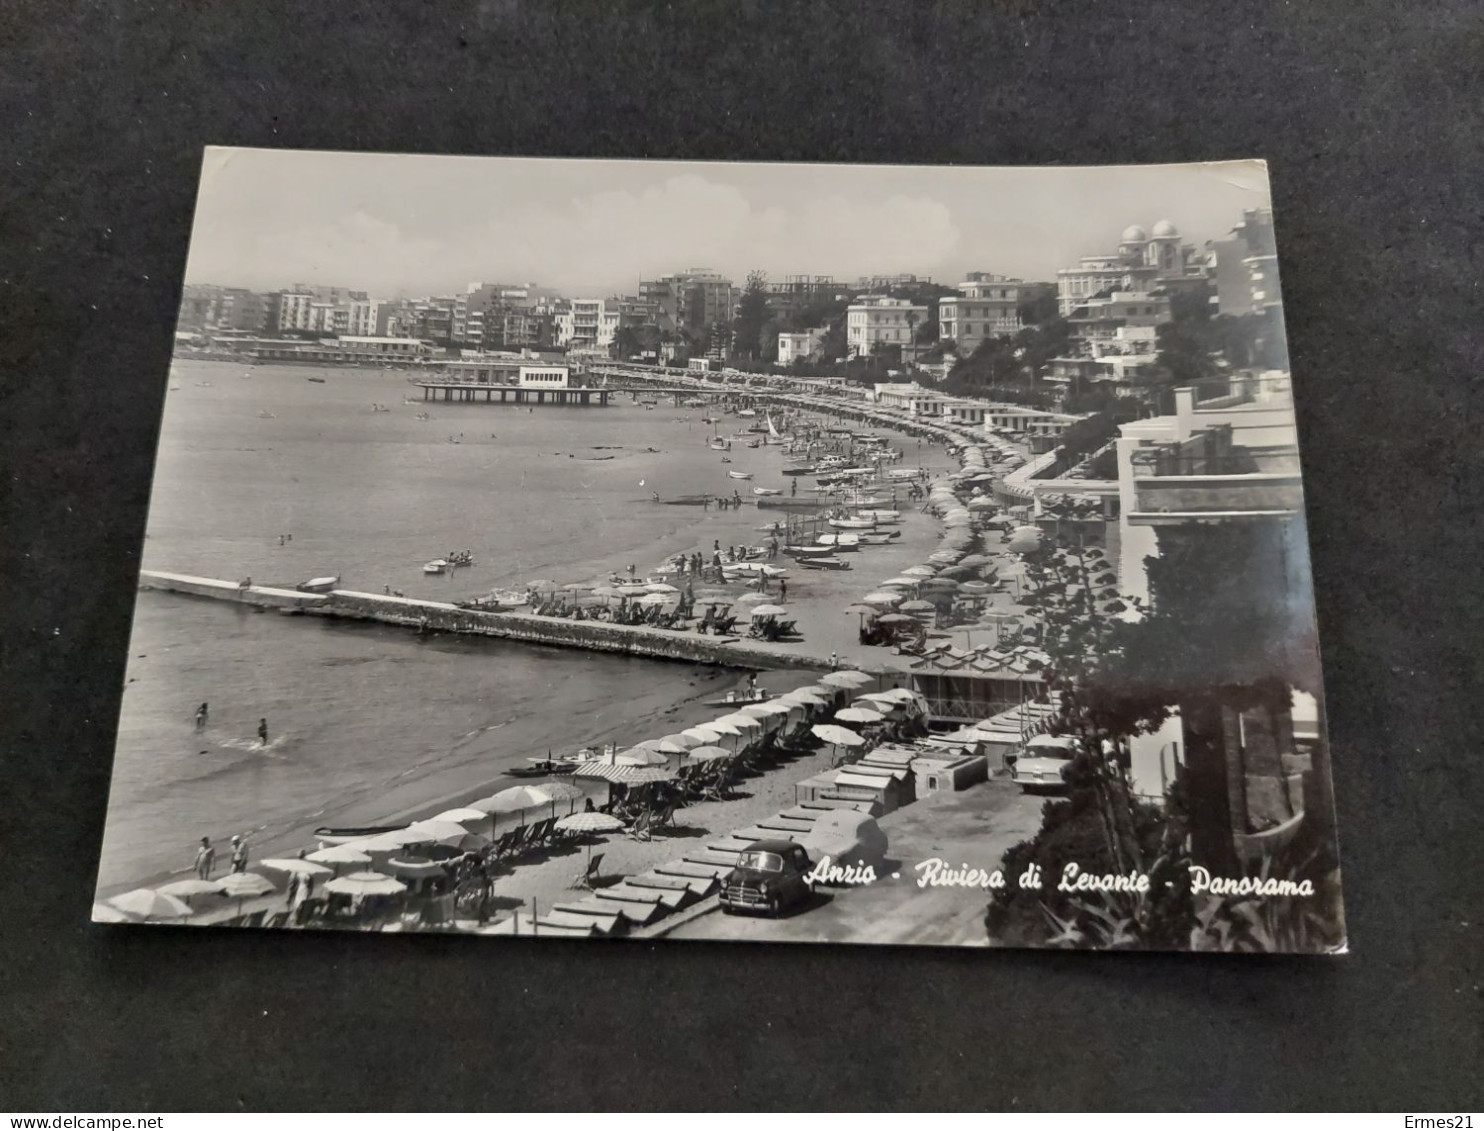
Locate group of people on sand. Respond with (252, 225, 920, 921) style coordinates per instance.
(192, 832, 249, 880)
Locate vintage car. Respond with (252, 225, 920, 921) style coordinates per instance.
(719, 839, 814, 916)
(1009, 734, 1081, 792)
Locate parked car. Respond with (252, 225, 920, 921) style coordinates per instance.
(720, 839, 814, 916)
(1009, 734, 1080, 792)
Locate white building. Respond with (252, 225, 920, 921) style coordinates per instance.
(277, 291, 316, 331)
(847, 296, 928, 359)
(1056, 221, 1207, 317)
(516, 364, 570, 388)
(1049, 325, 1161, 387)
(944, 400, 987, 426)
(872, 382, 945, 417)
(938, 274, 1028, 353)
(777, 328, 826, 365)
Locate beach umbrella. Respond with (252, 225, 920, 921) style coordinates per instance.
(842, 603, 878, 615)
(811, 724, 865, 747)
(682, 725, 724, 745)
(218, 871, 276, 917)
(875, 613, 916, 625)
(638, 737, 690, 755)
(555, 812, 625, 836)
(902, 566, 936, 577)
(157, 878, 225, 903)
(554, 811, 625, 869)
(644, 582, 679, 593)
(835, 706, 885, 724)
(822, 670, 873, 689)
(715, 712, 763, 731)
(637, 592, 671, 607)
(1009, 526, 1044, 553)
(477, 786, 555, 814)
(405, 819, 478, 846)
(688, 746, 731, 762)
(748, 604, 786, 618)
(107, 889, 194, 922)
(921, 577, 961, 590)
(561, 582, 594, 592)
(968, 497, 996, 510)
(618, 765, 679, 784)
(593, 586, 624, 599)
(384, 857, 446, 885)
(881, 577, 919, 588)
(260, 858, 333, 880)
(616, 746, 673, 766)
(960, 580, 992, 594)
(862, 590, 903, 606)
(902, 599, 936, 612)
(659, 732, 705, 750)
(306, 845, 371, 873)
(705, 718, 743, 736)
(324, 871, 407, 898)
(869, 688, 919, 704)
(530, 781, 584, 805)
(431, 807, 495, 832)
(780, 690, 829, 708)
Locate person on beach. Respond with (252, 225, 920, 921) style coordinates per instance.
(194, 702, 208, 733)
(829, 651, 838, 670)
(584, 797, 596, 813)
(229, 835, 248, 874)
(257, 718, 269, 747)
(194, 836, 216, 879)
(779, 579, 787, 602)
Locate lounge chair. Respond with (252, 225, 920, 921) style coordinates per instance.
(627, 810, 654, 842)
(570, 852, 605, 890)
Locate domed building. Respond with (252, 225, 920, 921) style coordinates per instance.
(1056, 220, 1208, 317)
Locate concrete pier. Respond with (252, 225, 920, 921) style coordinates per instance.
(137, 571, 859, 674)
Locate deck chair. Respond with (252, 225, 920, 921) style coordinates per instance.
(651, 801, 678, 834)
(627, 809, 654, 842)
(570, 852, 605, 890)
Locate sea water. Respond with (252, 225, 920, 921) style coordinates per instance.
(97, 359, 950, 890)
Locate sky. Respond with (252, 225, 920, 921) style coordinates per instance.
(185, 148, 1273, 298)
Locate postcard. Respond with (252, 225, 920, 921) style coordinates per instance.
(92, 149, 1344, 952)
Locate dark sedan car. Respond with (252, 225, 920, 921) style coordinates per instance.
(719, 839, 814, 917)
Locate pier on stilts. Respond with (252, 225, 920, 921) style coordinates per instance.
(415, 382, 614, 407)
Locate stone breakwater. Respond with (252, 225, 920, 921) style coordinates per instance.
(136, 571, 850, 673)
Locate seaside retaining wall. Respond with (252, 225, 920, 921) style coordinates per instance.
(138, 576, 837, 672)
(138, 571, 330, 612)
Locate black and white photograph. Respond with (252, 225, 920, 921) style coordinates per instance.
(91, 149, 1344, 953)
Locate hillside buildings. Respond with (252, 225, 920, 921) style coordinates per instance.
(776, 327, 827, 365)
(1056, 221, 1207, 317)
(639, 269, 736, 337)
(937, 273, 1031, 353)
(846, 295, 929, 359)
(1208, 208, 1281, 317)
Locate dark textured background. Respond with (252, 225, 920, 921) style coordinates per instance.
(2, 0, 1481, 1112)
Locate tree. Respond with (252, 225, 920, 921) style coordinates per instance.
(613, 323, 660, 360)
(731, 270, 770, 360)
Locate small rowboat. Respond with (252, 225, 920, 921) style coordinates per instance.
(314, 824, 407, 847)
(752, 487, 782, 496)
(727, 471, 754, 480)
(796, 556, 851, 570)
(507, 757, 578, 778)
(297, 575, 340, 593)
(828, 518, 877, 530)
(424, 559, 449, 574)
(783, 544, 835, 557)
